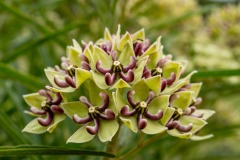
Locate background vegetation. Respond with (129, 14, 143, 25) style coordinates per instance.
(0, 0, 240, 159)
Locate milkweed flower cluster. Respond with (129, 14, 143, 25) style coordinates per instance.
(22, 25, 215, 143)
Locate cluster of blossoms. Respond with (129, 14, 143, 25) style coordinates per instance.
(23, 26, 215, 143)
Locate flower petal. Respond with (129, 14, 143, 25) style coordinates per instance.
(141, 120, 167, 134)
(67, 124, 95, 143)
(168, 115, 208, 138)
(148, 95, 170, 114)
(118, 41, 135, 66)
(120, 116, 138, 133)
(113, 89, 129, 112)
(44, 69, 75, 92)
(67, 46, 81, 67)
(142, 36, 161, 56)
(110, 79, 131, 90)
(188, 83, 202, 98)
(162, 61, 181, 80)
(23, 93, 45, 109)
(145, 75, 161, 95)
(61, 102, 89, 118)
(117, 32, 132, 51)
(194, 109, 215, 120)
(167, 130, 192, 139)
(162, 71, 197, 94)
(22, 118, 47, 134)
(161, 107, 175, 126)
(132, 56, 148, 84)
(91, 71, 109, 89)
(47, 114, 66, 133)
(171, 91, 194, 110)
(132, 28, 145, 41)
(104, 27, 112, 41)
(98, 120, 119, 142)
(131, 79, 149, 103)
(190, 134, 214, 141)
(93, 46, 112, 69)
(75, 68, 91, 88)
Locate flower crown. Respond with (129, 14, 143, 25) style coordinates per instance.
(23, 25, 215, 143)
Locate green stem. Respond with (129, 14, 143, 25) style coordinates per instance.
(102, 125, 121, 160)
(117, 132, 166, 160)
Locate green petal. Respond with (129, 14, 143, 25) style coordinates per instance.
(91, 71, 109, 89)
(83, 43, 95, 70)
(67, 46, 81, 67)
(110, 79, 131, 90)
(171, 91, 194, 110)
(146, 51, 161, 70)
(162, 71, 197, 94)
(61, 102, 89, 118)
(132, 28, 145, 41)
(132, 56, 148, 84)
(120, 117, 138, 133)
(93, 46, 112, 69)
(188, 83, 202, 98)
(148, 95, 170, 114)
(141, 120, 167, 134)
(131, 79, 149, 103)
(44, 69, 75, 93)
(104, 27, 112, 41)
(23, 93, 45, 109)
(67, 124, 95, 143)
(113, 89, 129, 112)
(98, 120, 119, 142)
(168, 115, 208, 139)
(47, 114, 66, 133)
(142, 36, 161, 57)
(167, 130, 192, 139)
(75, 68, 91, 88)
(145, 75, 161, 95)
(179, 115, 207, 134)
(190, 134, 214, 141)
(87, 80, 104, 106)
(117, 32, 132, 51)
(118, 41, 134, 66)
(194, 109, 215, 120)
(162, 61, 181, 80)
(22, 118, 47, 134)
(72, 39, 82, 52)
(161, 107, 175, 126)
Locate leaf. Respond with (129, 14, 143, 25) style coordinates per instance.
(1, 21, 87, 62)
(0, 145, 115, 158)
(0, 63, 45, 91)
(192, 69, 240, 78)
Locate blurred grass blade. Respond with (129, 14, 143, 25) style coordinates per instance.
(1, 21, 87, 63)
(146, 5, 216, 31)
(0, 112, 29, 144)
(0, 63, 45, 90)
(0, 145, 115, 158)
(193, 69, 240, 78)
(0, 1, 49, 33)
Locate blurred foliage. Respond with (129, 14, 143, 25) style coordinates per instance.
(0, 0, 240, 159)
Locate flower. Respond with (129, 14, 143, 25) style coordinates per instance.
(22, 89, 66, 134)
(61, 80, 119, 143)
(114, 80, 169, 134)
(22, 25, 215, 143)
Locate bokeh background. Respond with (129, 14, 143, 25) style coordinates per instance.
(0, 0, 240, 159)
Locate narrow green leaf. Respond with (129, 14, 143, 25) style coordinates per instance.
(1, 21, 87, 62)
(146, 5, 216, 31)
(0, 145, 115, 158)
(0, 63, 45, 90)
(192, 69, 240, 78)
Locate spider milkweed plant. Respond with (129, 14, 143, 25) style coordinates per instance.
(22, 25, 215, 146)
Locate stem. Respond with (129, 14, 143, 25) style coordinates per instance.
(102, 125, 121, 160)
(117, 132, 166, 160)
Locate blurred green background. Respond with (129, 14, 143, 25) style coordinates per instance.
(0, 0, 240, 159)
